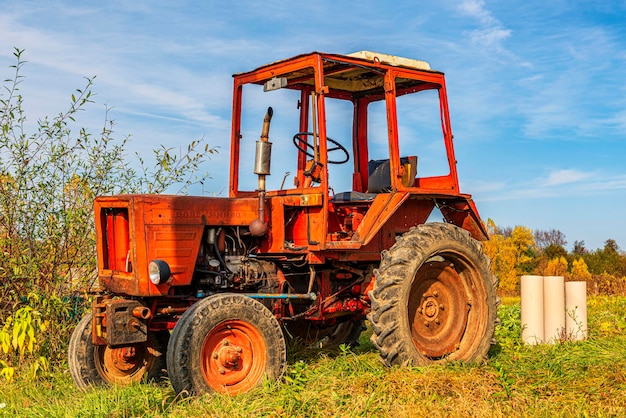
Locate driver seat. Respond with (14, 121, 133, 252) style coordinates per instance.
(367, 156, 417, 193)
(332, 156, 417, 202)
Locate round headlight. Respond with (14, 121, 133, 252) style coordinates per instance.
(148, 260, 171, 285)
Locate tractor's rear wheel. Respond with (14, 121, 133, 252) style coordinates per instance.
(68, 313, 168, 390)
(166, 293, 287, 396)
(368, 222, 499, 367)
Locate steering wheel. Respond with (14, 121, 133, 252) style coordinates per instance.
(292, 132, 350, 164)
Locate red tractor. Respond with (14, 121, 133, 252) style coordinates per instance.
(68, 51, 499, 396)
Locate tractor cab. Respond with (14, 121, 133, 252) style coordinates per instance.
(229, 51, 485, 257)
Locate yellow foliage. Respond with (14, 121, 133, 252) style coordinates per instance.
(571, 258, 592, 281)
(0, 172, 17, 189)
(483, 220, 536, 292)
(63, 174, 93, 204)
(510, 226, 535, 267)
(545, 256, 568, 276)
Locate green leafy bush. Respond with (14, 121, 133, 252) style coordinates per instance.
(0, 48, 216, 380)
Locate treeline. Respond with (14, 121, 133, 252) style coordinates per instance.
(483, 219, 626, 295)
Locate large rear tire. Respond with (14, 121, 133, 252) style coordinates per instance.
(68, 313, 168, 390)
(368, 222, 499, 367)
(166, 293, 287, 396)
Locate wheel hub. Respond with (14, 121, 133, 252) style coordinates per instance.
(101, 344, 146, 377)
(201, 320, 267, 392)
(422, 298, 439, 320)
(215, 340, 243, 369)
(112, 347, 138, 371)
(409, 261, 470, 358)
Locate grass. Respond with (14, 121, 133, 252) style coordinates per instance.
(1, 297, 626, 417)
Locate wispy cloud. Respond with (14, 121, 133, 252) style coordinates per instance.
(475, 167, 626, 204)
(514, 23, 626, 140)
(541, 169, 593, 186)
(457, 0, 498, 25)
(453, 0, 512, 53)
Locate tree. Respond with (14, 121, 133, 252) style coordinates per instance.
(534, 228, 567, 250)
(0, 48, 216, 374)
(498, 225, 513, 238)
(572, 240, 587, 256)
(510, 225, 537, 274)
(1, 48, 215, 289)
(583, 239, 626, 277)
(483, 220, 517, 292)
(544, 256, 568, 276)
(542, 244, 568, 261)
(571, 258, 591, 281)
(482, 221, 626, 297)
(483, 220, 537, 293)
(603, 239, 619, 253)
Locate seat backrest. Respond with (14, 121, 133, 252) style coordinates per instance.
(367, 156, 417, 193)
(367, 159, 392, 193)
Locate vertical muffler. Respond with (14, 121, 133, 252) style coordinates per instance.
(250, 107, 273, 236)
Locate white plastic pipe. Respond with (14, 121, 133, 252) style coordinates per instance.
(565, 281, 587, 341)
(521, 275, 544, 345)
(543, 276, 565, 344)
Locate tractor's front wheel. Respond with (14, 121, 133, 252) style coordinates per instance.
(166, 293, 287, 396)
(68, 313, 168, 390)
(368, 222, 499, 367)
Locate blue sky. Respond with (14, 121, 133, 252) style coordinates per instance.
(1, 0, 626, 252)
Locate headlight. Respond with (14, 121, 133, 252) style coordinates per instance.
(148, 260, 171, 285)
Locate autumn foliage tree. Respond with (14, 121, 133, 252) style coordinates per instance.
(571, 258, 591, 281)
(544, 256, 568, 276)
(482, 219, 537, 293)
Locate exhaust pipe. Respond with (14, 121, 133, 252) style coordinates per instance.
(250, 107, 273, 236)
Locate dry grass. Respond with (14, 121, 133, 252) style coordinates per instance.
(1, 297, 625, 417)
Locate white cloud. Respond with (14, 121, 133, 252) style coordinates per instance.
(469, 27, 511, 47)
(542, 169, 592, 186)
(583, 176, 626, 192)
(475, 168, 601, 202)
(457, 0, 496, 25)
(453, 0, 512, 53)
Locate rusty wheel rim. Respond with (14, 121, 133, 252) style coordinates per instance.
(96, 344, 149, 383)
(408, 260, 478, 359)
(201, 319, 267, 394)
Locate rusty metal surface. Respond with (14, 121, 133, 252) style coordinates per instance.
(408, 261, 470, 358)
(92, 298, 148, 346)
(200, 319, 267, 394)
(437, 196, 489, 241)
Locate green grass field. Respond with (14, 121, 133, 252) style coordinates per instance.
(1, 297, 625, 417)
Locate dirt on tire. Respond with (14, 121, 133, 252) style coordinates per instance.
(368, 222, 500, 367)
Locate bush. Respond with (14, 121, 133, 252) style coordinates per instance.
(0, 48, 216, 380)
(587, 273, 626, 296)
